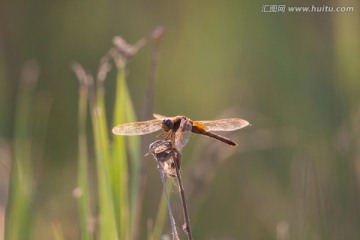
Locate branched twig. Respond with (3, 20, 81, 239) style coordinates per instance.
(143, 26, 164, 120)
(172, 118, 194, 239)
(131, 26, 165, 240)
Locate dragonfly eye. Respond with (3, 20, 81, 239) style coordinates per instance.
(161, 119, 173, 131)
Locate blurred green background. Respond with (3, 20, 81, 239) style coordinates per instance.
(1, 0, 360, 239)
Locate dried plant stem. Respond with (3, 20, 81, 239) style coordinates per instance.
(132, 26, 165, 240)
(171, 148, 193, 240)
(143, 26, 164, 120)
(156, 160, 179, 240)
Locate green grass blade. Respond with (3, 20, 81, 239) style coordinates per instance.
(5, 61, 39, 240)
(90, 84, 119, 240)
(0, 52, 8, 136)
(51, 221, 65, 240)
(112, 68, 133, 240)
(76, 82, 93, 240)
(121, 71, 141, 220)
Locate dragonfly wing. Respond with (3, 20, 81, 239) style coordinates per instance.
(153, 113, 168, 120)
(174, 119, 192, 151)
(112, 119, 162, 135)
(197, 118, 250, 132)
(175, 130, 191, 151)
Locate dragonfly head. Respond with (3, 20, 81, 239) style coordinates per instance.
(161, 118, 174, 132)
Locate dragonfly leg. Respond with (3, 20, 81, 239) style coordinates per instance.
(156, 131, 168, 138)
(164, 130, 173, 140)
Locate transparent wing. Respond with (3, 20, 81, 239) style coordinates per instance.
(153, 113, 168, 120)
(112, 119, 162, 135)
(196, 118, 250, 132)
(174, 119, 192, 151)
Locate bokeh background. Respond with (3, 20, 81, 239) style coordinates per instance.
(1, 0, 360, 239)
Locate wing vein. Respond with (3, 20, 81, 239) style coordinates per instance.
(112, 119, 162, 135)
(197, 118, 250, 132)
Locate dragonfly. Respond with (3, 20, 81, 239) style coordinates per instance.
(112, 113, 250, 147)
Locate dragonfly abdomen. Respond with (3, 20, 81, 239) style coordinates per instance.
(203, 132, 237, 146)
(192, 126, 237, 146)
